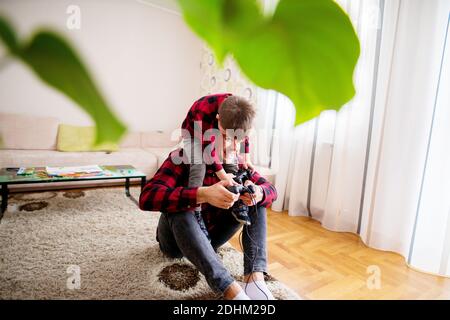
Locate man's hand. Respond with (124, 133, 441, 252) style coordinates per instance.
(197, 180, 239, 209)
(243, 161, 255, 172)
(239, 180, 264, 206)
(243, 154, 255, 172)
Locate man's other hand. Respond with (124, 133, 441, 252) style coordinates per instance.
(239, 180, 263, 206)
(197, 180, 239, 209)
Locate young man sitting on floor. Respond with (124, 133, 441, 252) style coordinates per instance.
(139, 148, 277, 300)
(139, 94, 277, 300)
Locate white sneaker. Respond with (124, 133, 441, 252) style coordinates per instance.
(232, 290, 251, 300)
(238, 280, 276, 300)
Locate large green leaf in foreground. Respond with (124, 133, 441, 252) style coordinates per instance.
(178, 0, 360, 125)
(177, 0, 264, 65)
(0, 16, 126, 145)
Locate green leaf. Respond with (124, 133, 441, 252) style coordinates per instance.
(0, 15, 19, 53)
(177, 0, 228, 63)
(19, 32, 126, 144)
(0, 16, 126, 145)
(235, 0, 360, 124)
(178, 0, 360, 125)
(177, 0, 264, 65)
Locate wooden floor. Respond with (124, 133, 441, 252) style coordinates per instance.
(228, 209, 450, 300)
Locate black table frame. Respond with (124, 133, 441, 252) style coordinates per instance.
(0, 175, 146, 220)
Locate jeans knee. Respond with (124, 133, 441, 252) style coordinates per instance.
(170, 210, 195, 226)
(258, 206, 267, 214)
(250, 206, 267, 221)
(159, 241, 183, 259)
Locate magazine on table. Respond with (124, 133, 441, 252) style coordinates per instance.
(45, 165, 104, 177)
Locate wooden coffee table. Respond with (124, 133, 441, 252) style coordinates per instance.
(0, 165, 146, 219)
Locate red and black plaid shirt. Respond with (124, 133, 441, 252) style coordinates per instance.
(139, 149, 277, 232)
(181, 93, 250, 172)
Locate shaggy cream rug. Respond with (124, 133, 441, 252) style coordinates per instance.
(0, 187, 300, 300)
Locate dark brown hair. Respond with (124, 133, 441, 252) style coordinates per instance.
(218, 96, 256, 130)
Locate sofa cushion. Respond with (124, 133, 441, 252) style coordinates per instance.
(0, 112, 59, 150)
(57, 124, 119, 152)
(144, 147, 177, 167)
(141, 130, 180, 148)
(0, 148, 158, 178)
(119, 131, 141, 148)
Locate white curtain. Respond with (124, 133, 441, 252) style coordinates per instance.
(363, 0, 450, 276)
(261, 0, 450, 277)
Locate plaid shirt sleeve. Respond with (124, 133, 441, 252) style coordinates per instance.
(139, 156, 198, 213)
(249, 170, 277, 207)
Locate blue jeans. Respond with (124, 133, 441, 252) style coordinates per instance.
(156, 206, 268, 294)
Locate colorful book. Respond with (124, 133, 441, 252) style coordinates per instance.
(46, 165, 103, 177)
(17, 167, 34, 175)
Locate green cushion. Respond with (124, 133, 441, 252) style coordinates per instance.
(57, 124, 119, 152)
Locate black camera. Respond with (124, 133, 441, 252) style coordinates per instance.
(225, 169, 255, 225)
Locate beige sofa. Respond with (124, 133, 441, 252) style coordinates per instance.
(0, 113, 178, 191)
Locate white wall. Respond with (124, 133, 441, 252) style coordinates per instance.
(0, 0, 203, 132)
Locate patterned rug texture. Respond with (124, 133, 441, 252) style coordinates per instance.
(0, 187, 300, 300)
